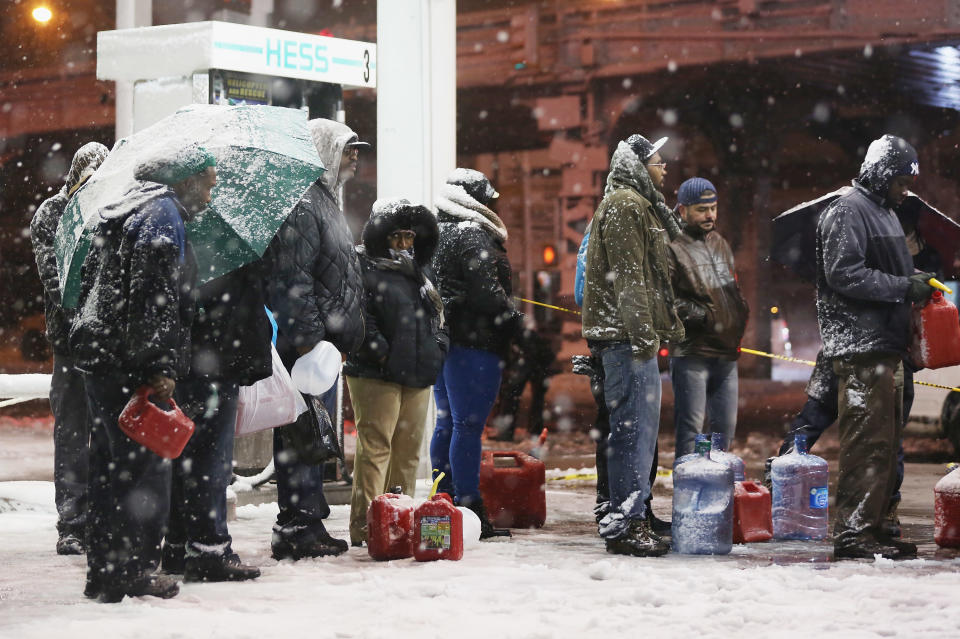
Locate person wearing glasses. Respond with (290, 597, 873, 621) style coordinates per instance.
(581, 134, 684, 557)
(344, 198, 447, 547)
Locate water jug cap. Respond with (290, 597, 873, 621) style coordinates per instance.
(695, 438, 711, 457)
(794, 434, 808, 454)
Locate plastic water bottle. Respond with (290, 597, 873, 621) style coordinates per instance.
(771, 434, 829, 540)
(673, 433, 710, 469)
(672, 437, 735, 554)
(710, 433, 746, 482)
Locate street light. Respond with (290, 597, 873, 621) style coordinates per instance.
(32, 6, 53, 23)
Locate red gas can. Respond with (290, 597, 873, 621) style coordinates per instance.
(367, 493, 415, 560)
(479, 451, 546, 529)
(934, 467, 960, 548)
(910, 291, 960, 369)
(413, 493, 463, 561)
(118, 387, 195, 459)
(733, 481, 773, 543)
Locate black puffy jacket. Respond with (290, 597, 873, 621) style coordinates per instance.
(70, 184, 197, 384)
(344, 202, 447, 388)
(262, 180, 364, 359)
(431, 185, 519, 358)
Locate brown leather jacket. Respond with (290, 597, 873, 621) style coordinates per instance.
(668, 227, 748, 360)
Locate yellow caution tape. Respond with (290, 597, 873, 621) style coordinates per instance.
(547, 468, 672, 482)
(930, 278, 953, 295)
(515, 297, 581, 315)
(739, 347, 960, 393)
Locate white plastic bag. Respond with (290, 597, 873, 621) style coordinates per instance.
(236, 345, 308, 437)
(290, 340, 341, 396)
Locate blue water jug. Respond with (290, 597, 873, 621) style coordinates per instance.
(710, 432, 746, 482)
(771, 434, 829, 540)
(673, 433, 710, 469)
(672, 437, 734, 554)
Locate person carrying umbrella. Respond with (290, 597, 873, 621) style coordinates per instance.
(816, 134, 933, 560)
(69, 142, 216, 602)
(30, 141, 108, 556)
(261, 118, 366, 560)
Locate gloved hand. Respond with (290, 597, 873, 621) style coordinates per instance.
(906, 272, 936, 303)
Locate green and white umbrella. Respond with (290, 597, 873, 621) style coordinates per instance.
(56, 103, 325, 308)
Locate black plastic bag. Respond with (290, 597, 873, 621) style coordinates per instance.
(278, 394, 343, 464)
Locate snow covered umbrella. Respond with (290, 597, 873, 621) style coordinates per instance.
(771, 188, 960, 282)
(55, 103, 325, 308)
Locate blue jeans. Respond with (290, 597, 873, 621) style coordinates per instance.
(430, 346, 502, 504)
(168, 379, 239, 559)
(50, 354, 89, 538)
(670, 356, 739, 458)
(83, 373, 171, 587)
(596, 342, 661, 538)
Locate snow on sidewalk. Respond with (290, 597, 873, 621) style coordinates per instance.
(2, 480, 960, 638)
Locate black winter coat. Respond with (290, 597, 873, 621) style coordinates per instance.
(70, 184, 197, 384)
(344, 203, 447, 387)
(432, 209, 519, 359)
(30, 190, 71, 354)
(262, 180, 364, 359)
(816, 182, 913, 359)
(188, 260, 273, 387)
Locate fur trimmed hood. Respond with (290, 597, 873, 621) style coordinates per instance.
(361, 197, 439, 266)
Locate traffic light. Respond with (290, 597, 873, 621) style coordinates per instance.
(542, 244, 556, 266)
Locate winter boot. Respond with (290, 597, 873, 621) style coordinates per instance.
(647, 509, 672, 537)
(56, 533, 85, 556)
(880, 498, 902, 539)
(833, 532, 912, 561)
(462, 497, 511, 539)
(83, 572, 101, 599)
(593, 500, 611, 525)
(271, 521, 349, 560)
(160, 542, 185, 574)
(184, 553, 261, 582)
(98, 574, 180, 603)
(605, 519, 670, 558)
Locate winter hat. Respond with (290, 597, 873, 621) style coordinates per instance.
(625, 134, 668, 162)
(446, 168, 499, 206)
(858, 134, 919, 196)
(134, 142, 216, 186)
(676, 177, 718, 206)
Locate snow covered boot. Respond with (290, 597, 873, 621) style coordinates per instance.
(271, 521, 349, 560)
(834, 532, 912, 560)
(462, 497, 511, 539)
(184, 553, 261, 582)
(647, 510, 672, 537)
(605, 519, 670, 558)
(98, 574, 180, 603)
(56, 533, 85, 556)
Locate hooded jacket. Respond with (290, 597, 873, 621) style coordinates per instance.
(431, 183, 519, 358)
(262, 179, 364, 359)
(668, 225, 749, 359)
(70, 183, 197, 382)
(816, 141, 915, 360)
(308, 119, 363, 208)
(344, 200, 448, 387)
(581, 141, 684, 358)
(30, 142, 108, 354)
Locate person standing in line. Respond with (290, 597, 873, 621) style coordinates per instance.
(581, 134, 684, 557)
(430, 168, 517, 539)
(30, 141, 108, 555)
(668, 177, 749, 458)
(345, 198, 447, 547)
(261, 118, 366, 560)
(817, 134, 931, 560)
(70, 143, 216, 602)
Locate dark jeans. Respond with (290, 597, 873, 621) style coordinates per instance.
(273, 381, 338, 539)
(832, 354, 903, 546)
(50, 353, 89, 538)
(779, 365, 912, 504)
(669, 356, 738, 458)
(168, 379, 239, 559)
(430, 345, 503, 503)
(83, 373, 171, 586)
(592, 342, 661, 538)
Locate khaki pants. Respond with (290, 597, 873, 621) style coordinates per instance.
(346, 376, 431, 543)
(832, 354, 903, 547)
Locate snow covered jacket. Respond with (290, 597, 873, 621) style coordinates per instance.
(262, 179, 364, 357)
(70, 183, 197, 383)
(344, 201, 448, 388)
(581, 142, 684, 358)
(431, 183, 520, 358)
(188, 260, 273, 387)
(30, 142, 108, 354)
(816, 182, 913, 359)
(668, 226, 748, 360)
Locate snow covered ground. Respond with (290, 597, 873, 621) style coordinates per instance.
(2, 476, 960, 639)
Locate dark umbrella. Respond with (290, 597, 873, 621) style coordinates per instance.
(771, 187, 960, 281)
